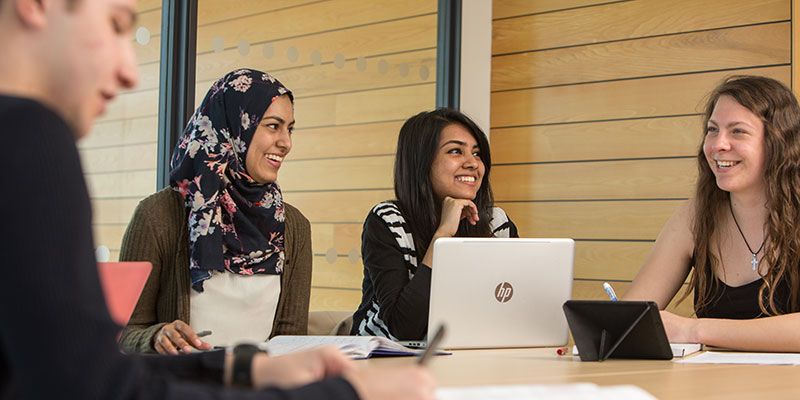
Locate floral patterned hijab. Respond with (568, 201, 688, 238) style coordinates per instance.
(169, 69, 293, 291)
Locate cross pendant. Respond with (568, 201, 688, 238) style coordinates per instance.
(751, 253, 758, 271)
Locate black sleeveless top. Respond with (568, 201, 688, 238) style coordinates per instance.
(691, 250, 795, 318)
(694, 275, 793, 319)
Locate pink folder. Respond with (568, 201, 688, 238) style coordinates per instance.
(97, 262, 152, 326)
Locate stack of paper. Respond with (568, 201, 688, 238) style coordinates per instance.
(437, 383, 656, 400)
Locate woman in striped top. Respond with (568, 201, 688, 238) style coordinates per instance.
(351, 108, 518, 340)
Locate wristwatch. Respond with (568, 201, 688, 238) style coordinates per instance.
(231, 343, 267, 387)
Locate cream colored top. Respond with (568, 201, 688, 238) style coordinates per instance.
(190, 271, 281, 347)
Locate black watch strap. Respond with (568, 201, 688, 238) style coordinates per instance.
(232, 343, 266, 387)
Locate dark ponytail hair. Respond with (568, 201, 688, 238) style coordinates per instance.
(393, 108, 495, 256)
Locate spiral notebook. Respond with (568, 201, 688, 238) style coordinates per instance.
(262, 335, 434, 359)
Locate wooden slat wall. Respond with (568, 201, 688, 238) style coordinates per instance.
(491, 0, 794, 316)
(80, 0, 437, 312)
(794, 0, 800, 92)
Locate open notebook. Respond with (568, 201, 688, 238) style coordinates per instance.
(261, 336, 426, 359)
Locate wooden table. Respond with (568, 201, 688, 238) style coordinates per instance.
(362, 348, 800, 399)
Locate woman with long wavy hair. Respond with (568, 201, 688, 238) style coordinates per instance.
(625, 75, 800, 351)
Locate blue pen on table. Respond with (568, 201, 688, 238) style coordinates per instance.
(602, 282, 618, 301)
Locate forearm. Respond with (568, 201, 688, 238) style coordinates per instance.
(694, 314, 800, 352)
(120, 322, 167, 353)
(379, 265, 432, 340)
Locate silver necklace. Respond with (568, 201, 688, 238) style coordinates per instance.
(728, 201, 766, 271)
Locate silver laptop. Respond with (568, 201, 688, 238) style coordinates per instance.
(427, 238, 574, 349)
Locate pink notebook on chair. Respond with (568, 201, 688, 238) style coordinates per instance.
(97, 262, 152, 325)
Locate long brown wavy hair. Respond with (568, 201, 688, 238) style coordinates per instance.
(686, 75, 800, 316)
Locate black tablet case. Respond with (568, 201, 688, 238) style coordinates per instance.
(563, 300, 673, 361)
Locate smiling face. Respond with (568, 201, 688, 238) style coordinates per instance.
(244, 95, 294, 184)
(41, 0, 139, 137)
(429, 123, 485, 201)
(702, 95, 767, 196)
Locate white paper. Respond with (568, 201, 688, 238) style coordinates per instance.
(675, 351, 800, 365)
(437, 384, 657, 400)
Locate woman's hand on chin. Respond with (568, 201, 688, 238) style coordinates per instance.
(434, 196, 479, 238)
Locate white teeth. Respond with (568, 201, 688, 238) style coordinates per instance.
(456, 176, 476, 182)
(716, 160, 738, 168)
(265, 154, 283, 162)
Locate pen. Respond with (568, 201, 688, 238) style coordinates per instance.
(556, 346, 569, 356)
(417, 324, 446, 366)
(196, 330, 213, 338)
(602, 282, 618, 301)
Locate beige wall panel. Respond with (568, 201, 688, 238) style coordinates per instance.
(80, 143, 157, 174)
(137, 0, 160, 12)
(139, 12, 436, 66)
(139, 1, 319, 37)
(493, 0, 789, 55)
(273, 49, 436, 98)
(490, 66, 790, 128)
(492, 23, 790, 91)
(134, 39, 160, 70)
(311, 223, 363, 255)
(292, 85, 434, 129)
(93, 198, 142, 225)
(137, 8, 160, 34)
(197, 1, 319, 27)
(284, 190, 394, 223)
(331, 84, 435, 126)
(493, 0, 617, 20)
(310, 287, 362, 312)
(136, 20, 438, 92)
(574, 241, 653, 281)
(103, 80, 433, 129)
(312, 256, 363, 290)
(572, 281, 694, 316)
(180, 48, 434, 100)
(281, 156, 393, 192)
(98, 90, 159, 123)
(295, 84, 435, 129)
(493, 158, 696, 201)
(82, 117, 158, 149)
(794, 0, 800, 92)
(499, 200, 683, 240)
(193, 0, 435, 55)
(94, 224, 128, 251)
(290, 121, 402, 161)
(85, 170, 155, 199)
(491, 116, 702, 164)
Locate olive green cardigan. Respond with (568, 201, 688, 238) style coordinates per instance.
(118, 188, 311, 353)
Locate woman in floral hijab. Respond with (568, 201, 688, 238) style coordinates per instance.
(118, 69, 313, 354)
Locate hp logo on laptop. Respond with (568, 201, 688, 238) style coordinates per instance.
(494, 282, 514, 303)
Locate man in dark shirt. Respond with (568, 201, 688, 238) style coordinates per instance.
(0, 0, 435, 399)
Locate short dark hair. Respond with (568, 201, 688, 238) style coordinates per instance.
(393, 108, 495, 256)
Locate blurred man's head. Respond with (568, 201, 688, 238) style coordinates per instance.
(0, 0, 139, 137)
